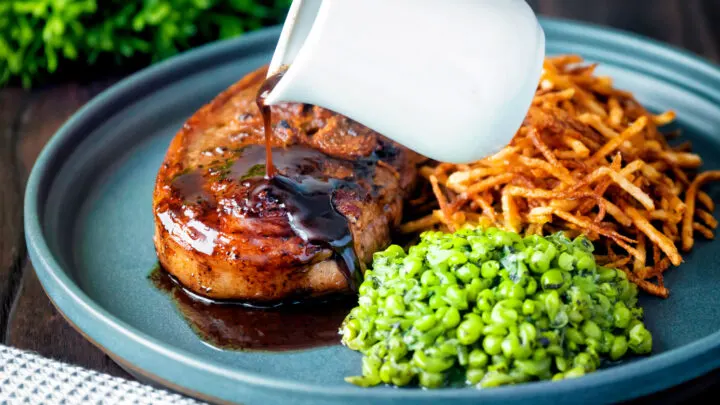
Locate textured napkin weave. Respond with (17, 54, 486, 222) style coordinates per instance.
(0, 345, 207, 405)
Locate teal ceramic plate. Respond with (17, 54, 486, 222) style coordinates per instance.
(25, 18, 720, 405)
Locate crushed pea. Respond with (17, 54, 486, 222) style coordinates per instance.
(340, 228, 651, 388)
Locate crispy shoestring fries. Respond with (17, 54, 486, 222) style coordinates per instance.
(403, 56, 720, 298)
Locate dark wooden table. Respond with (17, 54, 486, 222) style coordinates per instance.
(1, 1, 719, 403)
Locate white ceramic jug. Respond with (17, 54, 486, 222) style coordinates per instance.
(264, 0, 545, 163)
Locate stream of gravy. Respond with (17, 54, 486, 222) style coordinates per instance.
(252, 69, 361, 289)
(255, 69, 286, 178)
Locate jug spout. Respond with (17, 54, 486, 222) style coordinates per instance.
(267, 0, 322, 76)
(264, 0, 545, 164)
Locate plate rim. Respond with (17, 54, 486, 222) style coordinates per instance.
(24, 17, 720, 404)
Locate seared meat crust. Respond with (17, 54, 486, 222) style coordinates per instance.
(153, 66, 420, 302)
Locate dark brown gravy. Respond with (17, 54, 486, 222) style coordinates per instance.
(255, 69, 285, 178)
(150, 265, 354, 351)
(250, 68, 363, 289)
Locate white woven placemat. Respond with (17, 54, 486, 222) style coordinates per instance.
(0, 344, 207, 405)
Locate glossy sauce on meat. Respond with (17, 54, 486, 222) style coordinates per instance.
(153, 65, 421, 302)
(207, 68, 363, 289)
(150, 265, 353, 351)
(169, 145, 379, 291)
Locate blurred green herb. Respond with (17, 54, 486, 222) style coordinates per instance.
(240, 163, 265, 180)
(1, 0, 291, 88)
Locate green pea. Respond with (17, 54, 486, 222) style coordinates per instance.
(525, 277, 538, 295)
(477, 289, 495, 304)
(436, 270, 457, 285)
(341, 228, 652, 389)
(530, 251, 551, 273)
(421, 270, 440, 286)
(544, 290, 562, 316)
(411, 301, 431, 315)
(599, 331, 615, 354)
(414, 314, 436, 332)
(610, 335, 628, 360)
(439, 340, 459, 357)
(535, 317, 550, 330)
(481, 310, 493, 324)
(483, 324, 508, 336)
(465, 278, 485, 303)
(613, 302, 631, 329)
(456, 263, 480, 283)
(501, 333, 524, 359)
(576, 254, 595, 271)
(343, 318, 361, 339)
(483, 335, 504, 355)
(519, 322, 537, 347)
(361, 356, 381, 377)
(491, 304, 518, 326)
(628, 323, 652, 354)
(375, 317, 403, 330)
(515, 357, 551, 377)
(452, 345, 466, 367)
(595, 293, 612, 314)
(384, 244, 406, 258)
(555, 356, 569, 372)
(419, 371, 444, 388)
(568, 309, 584, 324)
(457, 317, 484, 345)
(599, 283, 618, 298)
(546, 344, 563, 356)
(429, 293, 447, 309)
(444, 285, 468, 309)
(464, 312, 484, 324)
(507, 283, 527, 301)
(447, 250, 468, 266)
(481, 260, 500, 279)
(550, 310, 569, 329)
(466, 369, 486, 385)
(358, 282, 375, 296)
(566, 328, 584, 345)
(369, 342, 388, 358)
(385, 295, 405, 316)
(492, 231, 515, 247)
(388, 337, 408, 360)
(479, 371, 515, 388)
(401, 257, 423, 278)
(573, 352, 595, 372)
(390, 362, 414, 386)
(476, 293, 492, 310)
(598, 266, 617, 282)
(469, 349, 489, 368)
(564, 367, 586, 379)
(522, 299, 536, 315)
(541, 269, 565, 290)
(582, 320, 602, 341)
(412, 350, 454, 373)
(545, 243, 558, 261)
(470, 242, 491, 262)
(558, 252, 575, 271)
(437, 307, 458, 329)
(379, 362, 394, 384)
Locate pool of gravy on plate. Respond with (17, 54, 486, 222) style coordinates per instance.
(150, 265, 353, 351)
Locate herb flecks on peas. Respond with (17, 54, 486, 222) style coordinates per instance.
(340, 228, 651, 388)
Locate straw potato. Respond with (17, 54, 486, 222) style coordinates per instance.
(403, 56, 720, 298)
